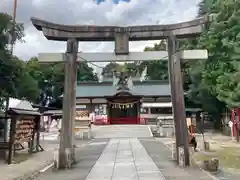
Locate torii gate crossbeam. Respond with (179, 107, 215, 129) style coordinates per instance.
(30, 16, 210, 169)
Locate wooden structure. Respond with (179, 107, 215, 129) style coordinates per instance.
(185, 108, 202, 134)
(75, 111, 91, 140)
(30, 15, 209, 167)
(0, 102, 43, 164)
(74, 80, 171, 125)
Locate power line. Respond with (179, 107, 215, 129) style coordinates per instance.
(77, 47, 183, 69)
(77, 55, 105, 69)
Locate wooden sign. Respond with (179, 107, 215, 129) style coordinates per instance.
(14, 119, 35, 144)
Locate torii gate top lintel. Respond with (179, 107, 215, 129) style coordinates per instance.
(30, 15, 209, 41)
(31, 15, 210, 168)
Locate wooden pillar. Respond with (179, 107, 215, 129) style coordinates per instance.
(167, 35, 189, 166)
(167, 35, 180, 163)
(8, 116, 17, 164)
(59, 38, 78, 168)
(136, 101, 140, 124)
(90, 98, 93, 113)
(35, 115, 43, 152)
(175, 50, 190, 166)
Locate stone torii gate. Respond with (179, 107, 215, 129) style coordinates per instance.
(30, 16, 209, 168)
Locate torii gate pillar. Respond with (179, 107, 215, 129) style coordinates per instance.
(30, 15, 209, 168)
(59, 39, 78, 168)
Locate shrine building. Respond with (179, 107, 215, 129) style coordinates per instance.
(75, 79, 172, 124)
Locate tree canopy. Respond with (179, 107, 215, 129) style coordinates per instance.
(178, 0, 240, 127)
(183, 0, 240, 109)
(0, 12, 98, 109)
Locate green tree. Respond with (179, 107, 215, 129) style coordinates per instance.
(142, 40, 168, 80)
(77, 62, 98, 82)
(0, 13, 25, 108)
(102, 62, 122, 77)
(180, 0, 240, 128)
(25, 57, 98, 105)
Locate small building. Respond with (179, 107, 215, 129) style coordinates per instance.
(74, 79, 171, 124)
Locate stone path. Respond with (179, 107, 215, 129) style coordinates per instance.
(92, 125, 152, 139)
(34, 138, 109, 180)
(33, 125, 216, 180)
(86, 138, 165, 180)
(141, 138, 214, 180)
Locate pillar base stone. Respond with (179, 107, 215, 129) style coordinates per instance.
(55, 148, 74, 169)
(178, 146, 185, 168)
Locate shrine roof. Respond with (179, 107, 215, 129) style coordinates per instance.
(76, 80, 170, 98)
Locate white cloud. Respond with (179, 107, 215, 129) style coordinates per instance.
(0, 0, 201, 61)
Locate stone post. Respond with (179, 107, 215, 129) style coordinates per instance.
(58, 38, 78, 169)
(171, 142, 177, 161)
(157, 120, 164, 137)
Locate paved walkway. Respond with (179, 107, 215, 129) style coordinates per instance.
(34, 125, 215, 180)
(86, 138, 165, 180)
(92, 125, 152, 138)
(141, 139, 214, 180)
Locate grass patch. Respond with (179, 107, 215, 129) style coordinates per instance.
(194, 147, 240, 170)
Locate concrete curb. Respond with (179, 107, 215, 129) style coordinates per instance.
(163, 142, 219, 180)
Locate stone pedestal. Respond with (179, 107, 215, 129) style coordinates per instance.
(156, 120, 164, 137)
(75, 128, 92, 140)
(171, 142, 177, 160)
(202, 158, 219, 172)
(159, 126, 164, 136)
(203, 141, 210, 151)
(74, 117, 92, 140)
(178, 146, 185, 168)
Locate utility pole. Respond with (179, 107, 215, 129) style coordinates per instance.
(4, 0, 18, 142)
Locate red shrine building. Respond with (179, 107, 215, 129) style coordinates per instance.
(75, 79, 172, 125)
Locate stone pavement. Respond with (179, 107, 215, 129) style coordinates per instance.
(92, 125, 152, 139)
(140, 138, 214, 180)
(34, 138, 109, 180)
(86, 138, 165, 180)
(33, 125, 215, 180)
